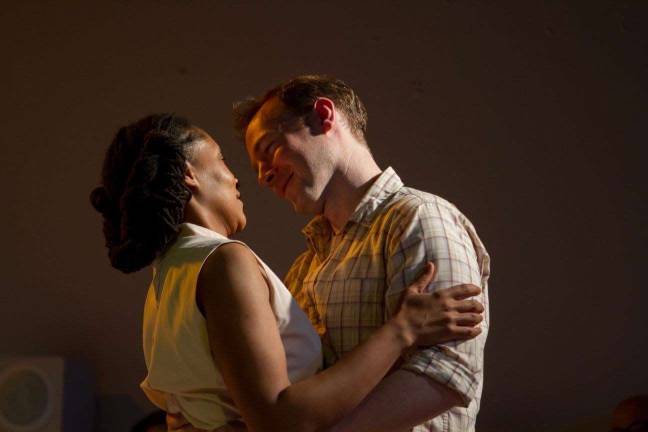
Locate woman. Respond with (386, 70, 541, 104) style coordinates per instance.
(90, 114, 483, 432)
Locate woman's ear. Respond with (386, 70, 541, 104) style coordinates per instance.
(184, 160, 200, 190)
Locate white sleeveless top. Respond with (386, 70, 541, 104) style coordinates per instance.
(140, 223, 322, 430)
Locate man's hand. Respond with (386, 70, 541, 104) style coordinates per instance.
(397, 262, 484, 346)
(166, 413, 246, 432)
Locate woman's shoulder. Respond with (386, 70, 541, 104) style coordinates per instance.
(205, 241, 255, 267)
(199, 242, 264, 295)
(197, 241, 271, 319)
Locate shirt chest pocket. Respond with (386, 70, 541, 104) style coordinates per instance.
(311, 254, 388, 329)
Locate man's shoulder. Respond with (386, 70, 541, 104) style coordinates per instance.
(381, 185, 463, 221)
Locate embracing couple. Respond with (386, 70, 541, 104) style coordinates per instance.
(90, 75, 490, 432)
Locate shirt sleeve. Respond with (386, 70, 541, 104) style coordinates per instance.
(384, 196, 488, 406)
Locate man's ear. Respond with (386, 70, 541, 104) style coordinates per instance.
(184, 161, 200, 190)
(312, 97, 335, 134)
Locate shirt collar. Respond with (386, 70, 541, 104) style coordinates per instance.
(347, 166, 403, 227)
(301, 167, 403, 244)
(153, 222, 228, 272)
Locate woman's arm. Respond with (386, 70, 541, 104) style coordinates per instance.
(195, 243, 479, 432)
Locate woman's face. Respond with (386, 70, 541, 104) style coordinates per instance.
(189, 130, 246, 235)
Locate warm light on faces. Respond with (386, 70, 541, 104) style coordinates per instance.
(188, 132, 246, 235)
(244, 98, 338, 215)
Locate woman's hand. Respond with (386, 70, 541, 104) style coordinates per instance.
(165, 412, 247, 432)
(392, 262, 484, 347)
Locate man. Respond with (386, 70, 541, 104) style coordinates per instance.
(236, 75, 490, 431)
(167, 75, 488, 431)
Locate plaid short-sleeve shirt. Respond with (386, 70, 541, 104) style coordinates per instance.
(284, 167, 490, 432)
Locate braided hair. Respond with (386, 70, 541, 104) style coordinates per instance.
(89, 114, 202, 273)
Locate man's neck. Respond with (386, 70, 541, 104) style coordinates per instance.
(322, 143, 381, 233)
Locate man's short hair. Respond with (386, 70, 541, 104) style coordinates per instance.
(233, 75, 368, 143)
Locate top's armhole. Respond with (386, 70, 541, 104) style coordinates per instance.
(195, 240, 275, 318)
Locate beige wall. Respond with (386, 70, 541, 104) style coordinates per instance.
(1, 1, 646, 430)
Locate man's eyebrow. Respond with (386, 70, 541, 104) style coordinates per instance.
(248, 131, 270, 168)
(257, 131, 276, 154)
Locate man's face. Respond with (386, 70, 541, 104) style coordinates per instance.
(244, 97, 336, 214)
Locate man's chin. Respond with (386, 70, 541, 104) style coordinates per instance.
(289, 196, 319, 215)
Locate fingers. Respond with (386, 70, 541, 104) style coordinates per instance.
(171, 425, 208, 432)
(438, 283, 481, 301)
(454, 298, 485, 313)
(449, 324, 482, 340)
(454, 312, 483, 326)
(416, 323, 482, 346)
(166, 413, 190, 431)
(410, 262, 437, 294)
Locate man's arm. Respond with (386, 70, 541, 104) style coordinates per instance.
(334, 197, 489, 431)
(167, 370, 462, 432)
(330, 369, 463, 432)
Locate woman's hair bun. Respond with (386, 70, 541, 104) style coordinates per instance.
(109, 239, 158, 274)
(89, 186, 115, 216)
(90, 113, 197, 274)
